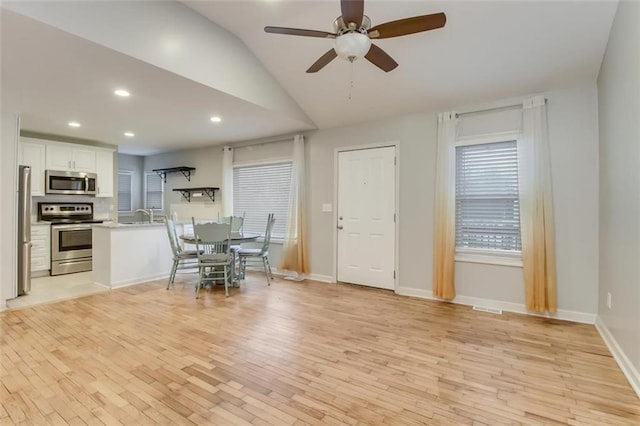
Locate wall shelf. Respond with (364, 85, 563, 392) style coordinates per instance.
(173, 187, 219, 203)
(152, 166, 196, 183)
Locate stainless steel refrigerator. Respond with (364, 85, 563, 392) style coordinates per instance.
(17, 165, 31, 295)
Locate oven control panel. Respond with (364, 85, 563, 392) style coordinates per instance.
(38, 202, 94, 222)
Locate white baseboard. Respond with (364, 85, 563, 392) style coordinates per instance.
(98, 273, 170, 289)
(306, 273, 336, 283)
(595, 316, 640, 398)
(394, 287, 596, 324)
(395, 287, 433, 299)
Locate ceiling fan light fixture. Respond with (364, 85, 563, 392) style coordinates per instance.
(334, 32, 371, 61)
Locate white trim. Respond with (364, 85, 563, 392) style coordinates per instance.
(395, 287, 432, 299)
(95, 272, 169, 289)
(232, 157, 292, 168)
(456, 131, 522, 147)
(307, 273, 335, 283)
(333, 141, 400, 290)
(595, 316, 640, 398)
(455, 251, 522, 268)
(394, 287, 596, 324)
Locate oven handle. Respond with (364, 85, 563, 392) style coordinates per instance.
(52, 224, 93, 231)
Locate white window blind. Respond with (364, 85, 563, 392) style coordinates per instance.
(117, 171, 132, 212)
(455, 140, 522, 252)
(233, 162, 292, 239)
(145, 172, 164, 211)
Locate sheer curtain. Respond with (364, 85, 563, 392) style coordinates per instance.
(519, 96, 557, 312)
(433, 112, 458, 299)
(279, 134, 309, 275)
(221, 146, 233, 217)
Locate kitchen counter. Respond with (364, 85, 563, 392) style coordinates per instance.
(95, 221, 166, 228)
(93, 222, 173, 288)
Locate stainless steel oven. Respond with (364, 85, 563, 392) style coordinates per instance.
(39, 203, 102, 276)
(46, 170, 97, 195)
(51, 224, 93, 275)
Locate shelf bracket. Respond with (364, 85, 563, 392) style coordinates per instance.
(181, 169, 192, 181)
(203, 188, 215, 202)
(155, 171, 167, 183)
(177, 190, 191, 202)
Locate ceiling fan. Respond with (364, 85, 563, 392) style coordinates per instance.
(264, 0, 446, 73)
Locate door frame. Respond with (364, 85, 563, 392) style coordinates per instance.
(333, 141, 400, 292)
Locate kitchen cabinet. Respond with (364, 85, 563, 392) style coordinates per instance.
(19, 139, 46, 196)
(31, 223, 50, 273)
(46, 143, 96, 173)
(95, 149, 114, 197)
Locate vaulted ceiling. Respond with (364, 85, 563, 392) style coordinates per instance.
(1, 1, 618, 155)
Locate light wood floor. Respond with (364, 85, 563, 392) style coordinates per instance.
(1, 274, 638, 425)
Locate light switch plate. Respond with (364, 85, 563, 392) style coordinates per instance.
(322, 203, 333, 212)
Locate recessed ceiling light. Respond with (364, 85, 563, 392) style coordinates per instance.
(68, 121, 81, 127)
(124, 132, 135, 137)
(210, 116, 222, 123)
(114, 89, 130, 97)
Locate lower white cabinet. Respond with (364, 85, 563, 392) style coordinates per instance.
(31, 224, 51, 273)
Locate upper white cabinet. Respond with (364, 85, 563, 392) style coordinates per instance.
(19, 138, 46, 196)
(46, 143, 96, 173)
(95, 149, 114, 198)
(20, 138, 115, 198)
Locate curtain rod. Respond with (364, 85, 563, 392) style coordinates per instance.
(221, 133, 299, 151)
(455, 98, 547, 118)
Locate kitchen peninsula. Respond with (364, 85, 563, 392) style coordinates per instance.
(93, 222, 173, 288)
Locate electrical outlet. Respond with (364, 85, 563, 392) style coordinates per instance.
(607, 292, 612, 309)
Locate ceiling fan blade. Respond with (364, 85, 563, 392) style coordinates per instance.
(341, 0, 364, 28)
(368, 12, 446, 39)
(306, 49, 338, 73)
(264, 26, 336, 39)
(364, 44, 398, 72)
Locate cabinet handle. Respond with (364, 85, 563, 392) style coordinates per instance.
(68, 160, 71, 169)
(73, 160, 76, 169)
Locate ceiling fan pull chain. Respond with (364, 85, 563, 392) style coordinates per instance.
(349, 60, 355, 100)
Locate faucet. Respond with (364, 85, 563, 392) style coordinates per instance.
(134, 209, 154, 223)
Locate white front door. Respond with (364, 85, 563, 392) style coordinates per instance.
(337, 146, 396, 290)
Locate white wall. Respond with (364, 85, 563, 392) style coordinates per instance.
(140, 86, 600, 317)
(597, 0, 640, 387)
(4, 1, 313, 128)
(305, 85, 600, 317)
(1, 113, 19, 308)
(143, 145, 224, 222)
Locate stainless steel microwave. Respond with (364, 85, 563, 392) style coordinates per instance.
(45, 170, 97, 195)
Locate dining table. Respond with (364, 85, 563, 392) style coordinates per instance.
(180, 232, 260, 286)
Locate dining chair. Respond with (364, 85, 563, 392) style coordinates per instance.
(165, 218, 199, 290)
(192, 219, 233, 298)
(238, 213, 275, 286)
(221, 213, 245, 234)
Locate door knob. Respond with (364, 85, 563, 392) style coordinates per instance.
(337, 225, 343, 230)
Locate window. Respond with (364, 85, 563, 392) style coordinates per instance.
(145, 172, 164, 211)
(117, 171, 132, 213)
(455, 140, 522, 256)
(233, 162, 292, 239)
